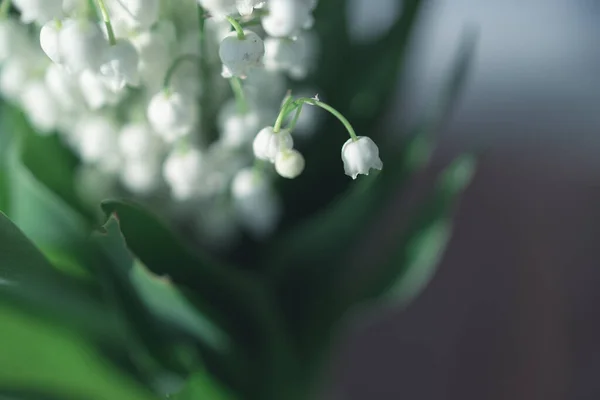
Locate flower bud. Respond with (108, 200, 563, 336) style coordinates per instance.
(219, 30, 264, 78)
(0, 19, 31, 62)
(261, 0, 312, 38)
(275, 149, 305, 179)
(118, 122, 162, 160)
(59, 19, 108, 73)
(252, 126, 293, 162)
(121, 156, 162, 195)
(99, 40, 140, 92)
(236, 0, 265, 16)
(163, 147, 204, 201)
(113, 0, 160, 28)
(20, 81, 60, 134)
(74, 115, 120, 171)
(78, 69, 120, 110)
(45, 63, 84, 111)
(231, 168, 281, 238)
(40, 20, 62, 64)
(341, 136, 383, 179)
(147, 90, 197, 143)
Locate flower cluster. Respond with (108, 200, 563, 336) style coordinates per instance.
(1, 0, 383, 246)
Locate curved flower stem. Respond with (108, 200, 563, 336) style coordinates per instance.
(96, 0, 116, 45)
(273, 96, 297, 133)
(229, 77, 248, 114)
(296, 97, 359, 141)
(225, 16, 245, 40)
(0, 0, 11, 19)
(288, 103, 304, 132)
(163, 54, 201, 90)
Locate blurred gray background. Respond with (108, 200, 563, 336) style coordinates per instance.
(327, 1, 600, 399)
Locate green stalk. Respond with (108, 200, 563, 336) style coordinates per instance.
(225, 16, 245, 39)
(96, 0, 116, 45)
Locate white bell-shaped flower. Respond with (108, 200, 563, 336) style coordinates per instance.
(39, 20, 63, 64)
(111, 0, 160, 28)
(217, 100, 270, 148)
(275, 149, 305, 179)
(130, 29, 171, 91)
(20, 81, 60, 134)
(118, 122, 162, 160)
(263, 36, 306, 76)
(261, 0, 312, 38)
(0, 57, 34, 101)
(231, 168, 282, 238)
(163, 147, 204, 201)
(45, 63, 84, 111)
(59, 19, 108, 73)
(147, 90, 197, 143)
(244, 68, 287, 104)
(78, 69, 120, 110)
(13, 0, 64, 24)
(236, 0, 265, 16)
(197, 0, 237, 19)
(99, 40, 140, 92)
(219, 30, 264, 78)
(121, 156, 162, 195)
(252, 126, 293, 162)
(341, 136, 383, 179)
(0, 19, 31, 62)
(74, 115, 120, 171)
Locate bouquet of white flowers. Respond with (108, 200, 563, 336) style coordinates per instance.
(0, 0, 476, 399)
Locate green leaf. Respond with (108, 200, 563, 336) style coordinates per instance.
(351, 155, 477, 306)
(1, 106, 92, 278)
(130, 261, 230, 353)
(5, 139, 91, 269)
(172, 372, 235, 400)
(100, 200, 297, 400)
(0, 300, 157, 400)
(0, 211, 124, 342)
(92, 216, 201, 377)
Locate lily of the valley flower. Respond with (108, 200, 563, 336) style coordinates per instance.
(219, 30, 264, 78)
(252, 126, 293, 162)
(275, 148, 305, 179)
(341, 136, 383, 179)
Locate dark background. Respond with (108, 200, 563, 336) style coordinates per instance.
(326, 1, 600, 398)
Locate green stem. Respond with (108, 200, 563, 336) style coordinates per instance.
(273, 96, 297, 133)
(163, 54, 201, 90)
(229, 77, 248, 114)
(288, 103, 304, 132)
(96, 0, 116, 45)
(297, 97, 359, 141)
(0, 0, 10, 19)
(197, 4, 211, 143)
(225, 16, 245, 40)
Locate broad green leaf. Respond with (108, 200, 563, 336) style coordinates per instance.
(131, 261, 230, 353)
(92, 216, 200, 377)
(100, 200, 297, 400)
(0, 301, 157, 400)
(1, 106, 92, 278)
(5, 141, 91, 272)
(0, 211, 123, 342)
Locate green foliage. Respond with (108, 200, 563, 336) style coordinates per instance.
(0, 2, 478, 400)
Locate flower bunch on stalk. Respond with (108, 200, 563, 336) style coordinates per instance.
(0, 0, 383, 246)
